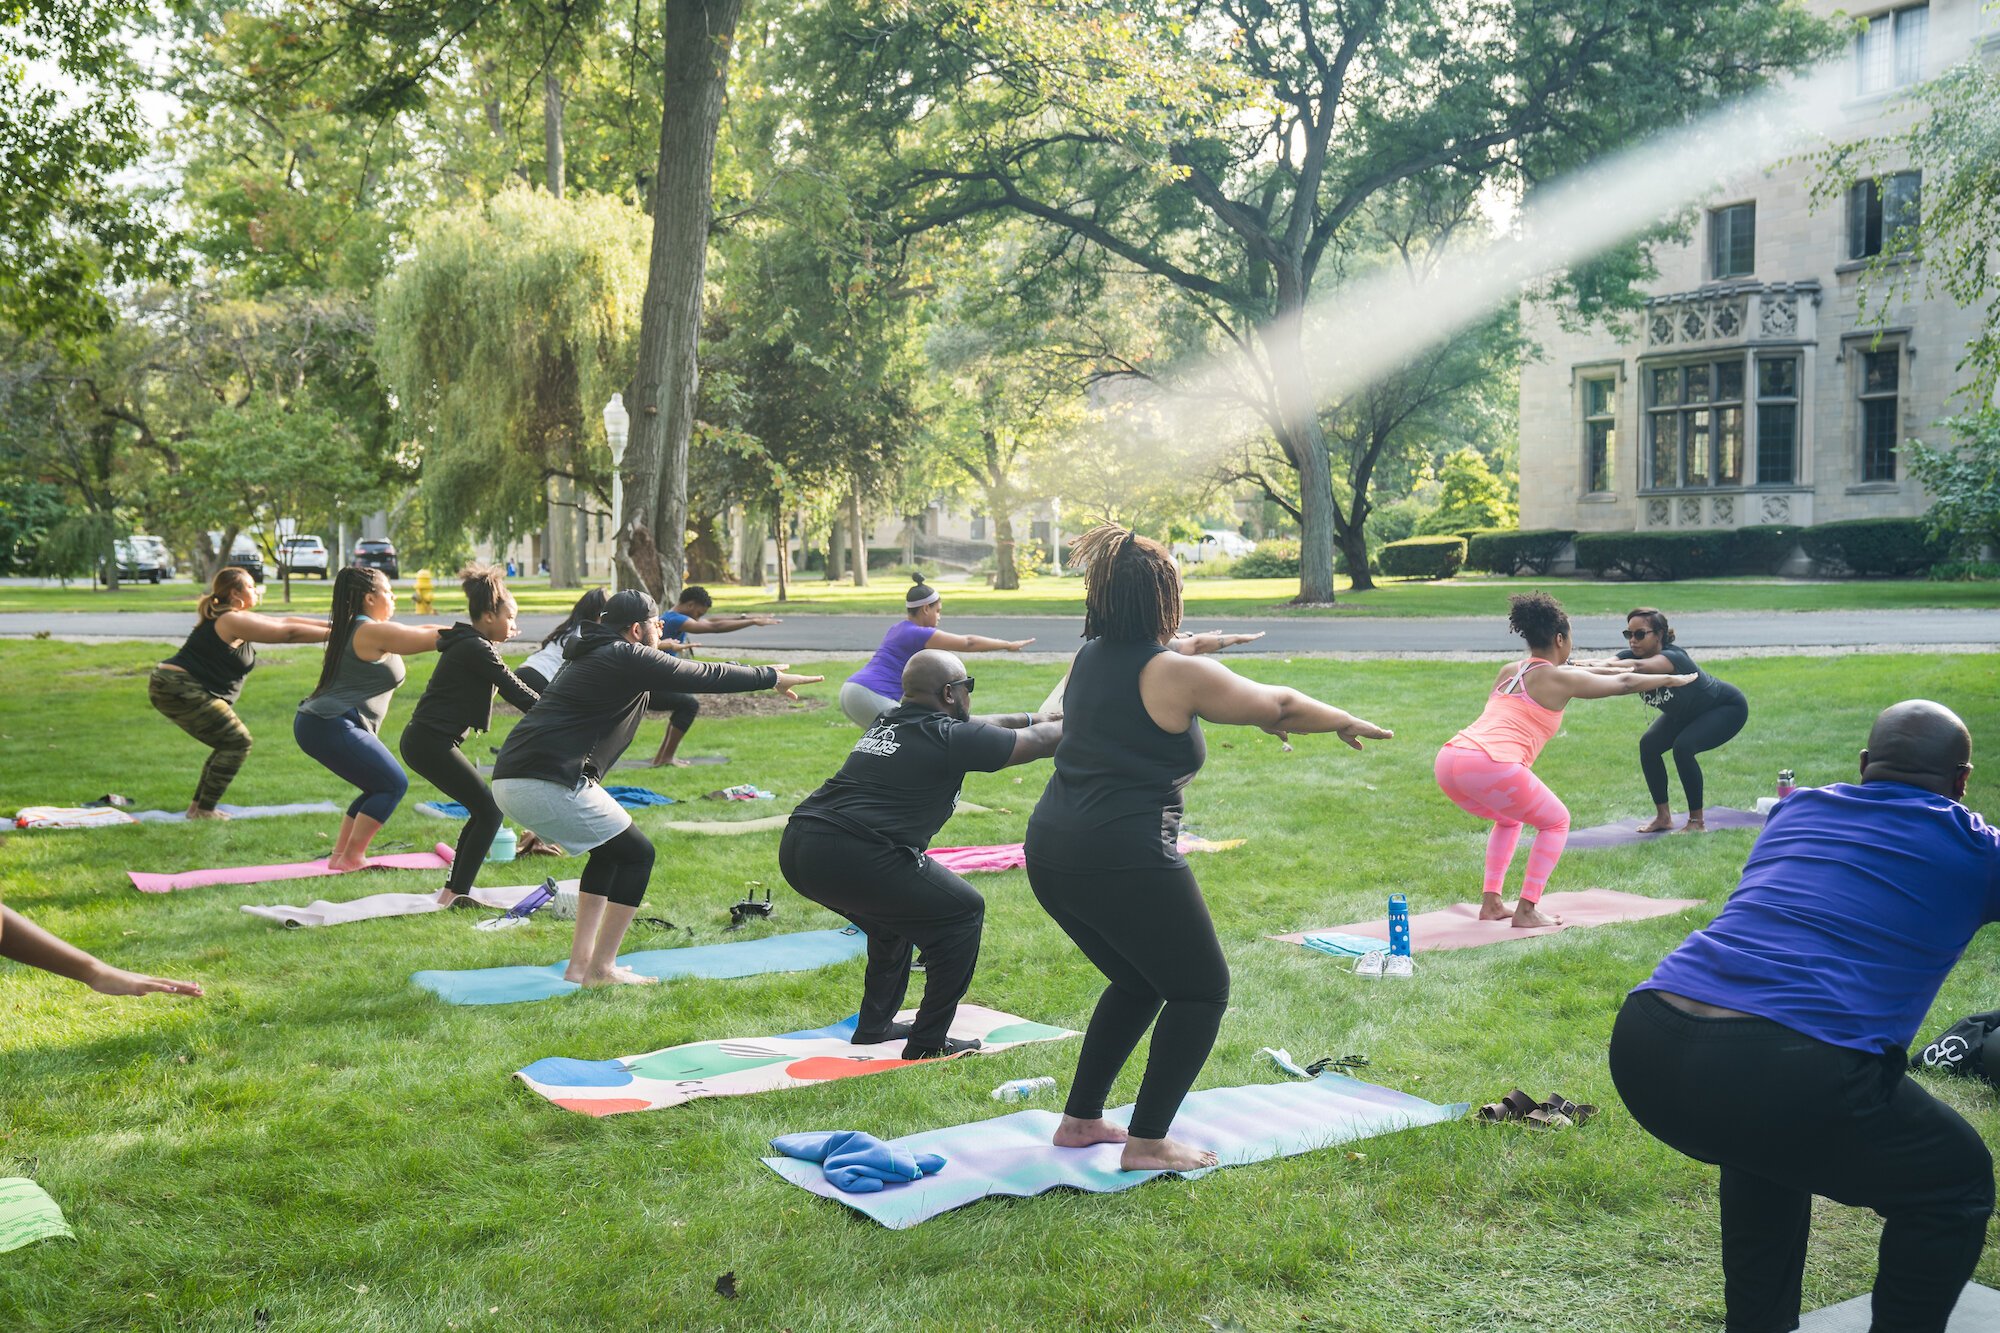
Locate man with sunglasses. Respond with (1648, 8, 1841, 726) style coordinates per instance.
(780, 649, 1062, 1060)
(1610, 700, 1999, 1333)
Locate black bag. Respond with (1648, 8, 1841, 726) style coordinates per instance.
(1911, 1009, 2000, 1085)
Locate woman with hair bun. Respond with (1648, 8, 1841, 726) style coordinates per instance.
(1435, 592, 1697, 928)
(1026, 524, 1391, 1173)
(400, 568, 542, 904)
(148, 566, 330, 818)
(1585, 607, 1749, 834)
(837, 575, 1036, 727)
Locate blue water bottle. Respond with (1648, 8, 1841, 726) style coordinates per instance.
(1387, 893, 1411, 957)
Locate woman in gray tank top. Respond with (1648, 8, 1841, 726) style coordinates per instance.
(293, 567, 446, 870)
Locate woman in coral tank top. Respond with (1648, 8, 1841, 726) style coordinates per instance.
(1436, 592, 1695, 928)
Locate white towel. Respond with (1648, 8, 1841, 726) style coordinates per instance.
(241, 880, 580, 928)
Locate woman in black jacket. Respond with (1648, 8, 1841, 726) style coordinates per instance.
(400, 568, 541, 904)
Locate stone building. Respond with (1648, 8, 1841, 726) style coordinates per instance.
(1519, 0, 1987, 544)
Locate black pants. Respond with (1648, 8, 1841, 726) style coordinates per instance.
(1610, 990, 1992, 1333)
(1026, 855, 1230, 1140)
(399, 726, 499, 897)
(1639, 687, 1748, 809)
(778, 820, 983, 1050)
(647, 690, 699, 734)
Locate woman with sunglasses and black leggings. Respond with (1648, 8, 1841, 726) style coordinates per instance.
(1578, 608, 1748, 834)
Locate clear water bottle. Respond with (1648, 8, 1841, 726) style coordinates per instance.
(1776, 769, 1796, 799)
(990, 1076, 1057, 1103)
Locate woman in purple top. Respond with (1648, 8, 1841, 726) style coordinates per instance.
(838, 577, 1035, 726)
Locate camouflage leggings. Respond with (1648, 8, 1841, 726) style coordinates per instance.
(148, 667, 254, 810)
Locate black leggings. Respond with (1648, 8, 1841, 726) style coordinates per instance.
(1025, 856, 1230, 1140)
(1639, 686, 1748, 809)
(580, 823, 655, 908)
(398, 726, 499, 897)
(779, 820, 984, 1050)
(1610, 991, 1992, 1333)
(648, 690, 699, 733)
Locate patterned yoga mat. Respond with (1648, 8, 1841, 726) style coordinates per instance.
(0, 1178, 73, 1254)
(764, 1071, 1467, 1228)
(516, 1005, 1075, 1116)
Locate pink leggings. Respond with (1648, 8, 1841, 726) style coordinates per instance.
(1434, 744, 1570, 903)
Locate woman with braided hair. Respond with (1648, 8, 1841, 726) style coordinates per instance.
(1025, 524, 1392, 1173)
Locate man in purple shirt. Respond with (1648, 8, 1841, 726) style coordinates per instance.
(1610, 699, 1998, 1333)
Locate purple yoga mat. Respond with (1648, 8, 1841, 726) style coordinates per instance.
(1271, 888, 1703, 953)
(129, 843, 455, 894)
(1563, 806, 1763, 851)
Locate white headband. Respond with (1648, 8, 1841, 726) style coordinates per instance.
(905, 587, 940, 609)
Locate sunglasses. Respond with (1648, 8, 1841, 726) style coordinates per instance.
(945, 677, 975, 694)
(1621, 629, 1652, 640)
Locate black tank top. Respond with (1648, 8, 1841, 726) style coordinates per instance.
(162, 615, 257, 704)
(1026, 638, 1206, 869)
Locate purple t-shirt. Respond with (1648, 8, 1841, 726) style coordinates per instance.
(1638, 782, 2000, 1054)
(846, 620, 937, 698)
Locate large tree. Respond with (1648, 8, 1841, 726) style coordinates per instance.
(796, 0, 1830, 601)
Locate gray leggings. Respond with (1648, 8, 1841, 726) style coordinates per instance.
(839, 680, 898, 727)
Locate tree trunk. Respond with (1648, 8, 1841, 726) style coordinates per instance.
(847, 487, 868, 587)
(992, 507, 1020, 590)
(543, 70, 565, 198)
(734, 504, 764, 585)
(825, 515, 843, 581)
(621, 0, 746, 604)
(1262, 275, 1338, 604)
(547, 476, 577, 590)
(685, 509, 726, 582)
(773, 510, 790, 603)
(575, 489, 592, 583)
(1337, 523, 1375, 593)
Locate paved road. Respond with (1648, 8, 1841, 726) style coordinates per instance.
(2, 608, 1993, 653)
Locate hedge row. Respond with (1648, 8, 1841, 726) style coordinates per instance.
(1466, 528, 1576, 576)
(1569, 518, 1941, 580)
(1798, 518, 1952, 576)
(1379, 535, 1467, 579)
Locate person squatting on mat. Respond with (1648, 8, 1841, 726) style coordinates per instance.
(399, 568, 541, 906)
(1025, 524, 1393, 1173)
(490, 590, 822, 987)
(838, 576, 1036, 727)
(295, 567, 445, 872)
(1609, 700, 1999, 1333)
(780, 648, 1062, 1060)
(1434, 592, 1694, 929)
(1572, 607, 1749, 834)
(635, 585, 781, 768)
(149, 566, 330, 819)
(2, 900, 204, 1000)
(514, 587, 607, 694)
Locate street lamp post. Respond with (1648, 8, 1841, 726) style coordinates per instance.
(603, 393, 630, 592)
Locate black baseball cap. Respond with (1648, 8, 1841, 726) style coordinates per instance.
(602, 589, 659, 626)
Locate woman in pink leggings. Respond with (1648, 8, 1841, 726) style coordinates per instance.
(1436, 592, 1694, 927)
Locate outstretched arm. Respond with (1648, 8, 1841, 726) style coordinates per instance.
(0, 904, 204, 997)
(928, 630, 1035, 653)
(1547, 665, 1696, 701)
(353, 621, 445, 657)
(1002, 719, 1064, 766)
(682, 614, 779, 633)
(1169, 630, 1266, 655)
(1154, 654, 1393, 749)
(214, 610, 331, 646)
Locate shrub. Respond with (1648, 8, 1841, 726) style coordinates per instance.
(1467, 528, 1576, 575)
(1798, 517, 1951, 576)
(1729, 525, 1801, 575)
(1233, 540, 1301, 579)
(1928, 559, 2000, 582)
(1379, 535, 1467, 579)
(1572, 530, 1735, 580)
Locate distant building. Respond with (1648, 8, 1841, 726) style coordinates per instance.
(1519, 0, 1987, 552)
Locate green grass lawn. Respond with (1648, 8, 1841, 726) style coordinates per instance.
(2, 644, 1996, 1331)
(6, 571, 2000, 619)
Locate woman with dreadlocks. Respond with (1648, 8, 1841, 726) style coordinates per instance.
(1024, 524, 1393, 1172)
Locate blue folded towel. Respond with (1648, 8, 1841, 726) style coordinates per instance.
(770, 1131, 946, 1194)
(602, 786, 677, 808)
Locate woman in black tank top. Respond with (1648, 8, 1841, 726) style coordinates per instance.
(148, 566, 329, 817)
(1025, 526, 1393, 1173)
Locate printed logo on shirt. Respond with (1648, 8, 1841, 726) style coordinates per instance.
(853, 722, 902, 757)
(1641, 685, 1674, 710)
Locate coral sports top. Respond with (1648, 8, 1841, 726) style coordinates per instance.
(1447, 659, 1564, 766)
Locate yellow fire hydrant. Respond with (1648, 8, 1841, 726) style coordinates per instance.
(413, 567, 434, 614)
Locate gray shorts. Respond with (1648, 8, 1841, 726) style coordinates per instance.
(491, 777, 632, 854)
(839, 680, 898, 728)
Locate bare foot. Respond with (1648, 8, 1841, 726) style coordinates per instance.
(665, 757, 692, 768)
(326, 855, 369, 872)
(1120, 1135, 1218, 1172)
(1675, 818, 1707, 834)
(1478, 893, 1512, 922)
(1636, 814, 1675, 833)
(1052, 1115, 1129, 1148)
(186, 806, 230, 821)
(435, 887, 460, 906)
(1512, 901, 1563, 929)
(572, 966, 659, 988)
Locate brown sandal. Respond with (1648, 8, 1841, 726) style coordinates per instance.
(1478, 1089, 1540, 1122)
(516, 831, 567, 857)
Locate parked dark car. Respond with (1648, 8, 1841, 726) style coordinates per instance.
(227, 538, 266, 583)
(353, 538, 399, 579)
(98, 538, 168, 585)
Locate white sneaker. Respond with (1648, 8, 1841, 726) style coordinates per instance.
(1381, 953, 1414, 980)
(1353, 950, 1387, 979)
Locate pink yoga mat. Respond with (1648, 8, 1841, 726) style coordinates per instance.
(1270, 888, 1703, 953)
(129, 843, 455, 894)
(928, 836, 1242, 876)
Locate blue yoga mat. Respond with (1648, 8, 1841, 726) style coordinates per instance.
(418, 786, 675, 821)
(764, 1072, 1467, 1229)
(412, 927, 866, 1005)
(133, 800, 341, 823)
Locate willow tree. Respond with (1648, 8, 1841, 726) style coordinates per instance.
(376, 187, 650, 570)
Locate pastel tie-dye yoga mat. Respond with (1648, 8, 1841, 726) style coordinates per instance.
(763, 1072, 1468, 1228)
(516, 1005, 1075, 1116)
(0, 1178, 73, 1254)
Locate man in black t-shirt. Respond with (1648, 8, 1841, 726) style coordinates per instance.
(780, 649, 1061, 1059)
